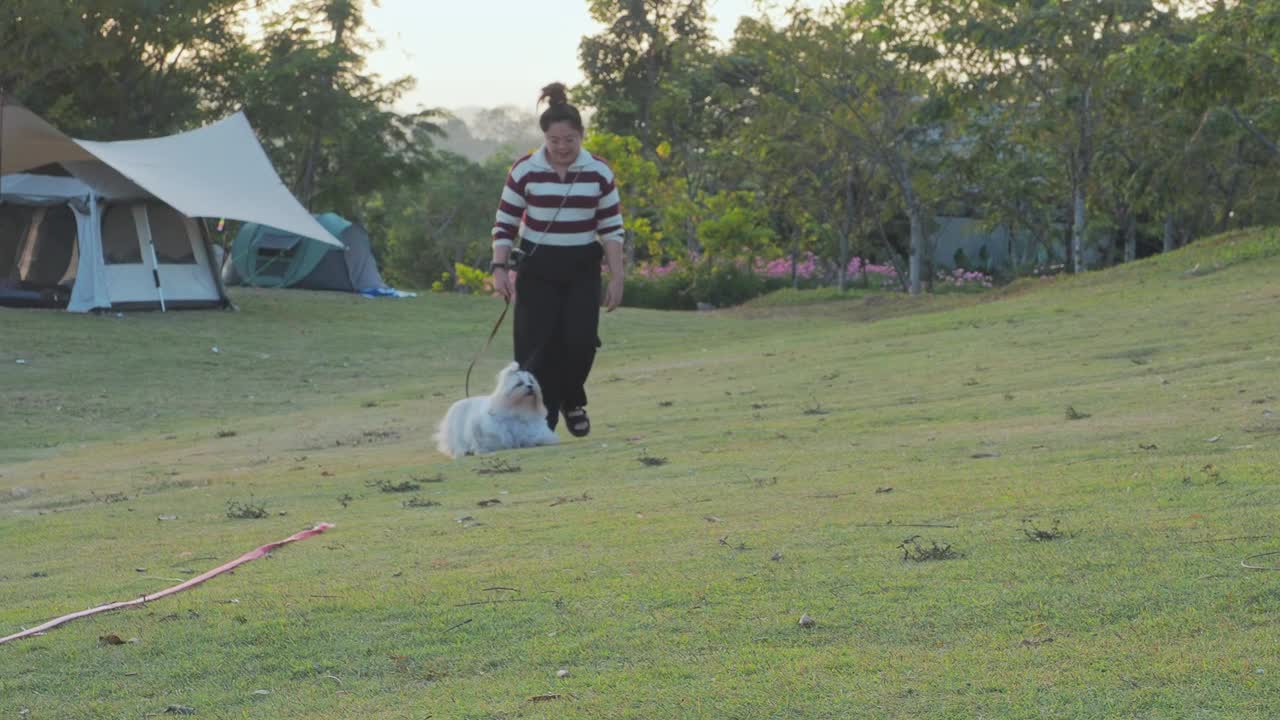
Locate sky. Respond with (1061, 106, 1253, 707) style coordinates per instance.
(360, 0, 796, 112)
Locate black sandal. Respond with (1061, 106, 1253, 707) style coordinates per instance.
(564, 407, 591, 437)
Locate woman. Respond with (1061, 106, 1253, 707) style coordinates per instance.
(490, 82, 625, 436)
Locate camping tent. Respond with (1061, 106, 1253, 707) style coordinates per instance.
(0, 96, 343, 311)
(224, 213, 388, 292)
(1, 173, 223, 309)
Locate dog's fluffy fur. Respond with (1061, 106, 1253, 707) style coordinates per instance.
(434, 362, 559, 458)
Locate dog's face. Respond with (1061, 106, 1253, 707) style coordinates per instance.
(490, 362, 545, 414)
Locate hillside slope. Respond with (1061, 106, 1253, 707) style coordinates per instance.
(2, 229, 1278, 719)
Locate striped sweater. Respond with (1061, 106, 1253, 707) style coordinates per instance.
(492, 147, 624, 247)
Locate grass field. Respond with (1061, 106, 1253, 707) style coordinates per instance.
(2, 229, 1279, 719)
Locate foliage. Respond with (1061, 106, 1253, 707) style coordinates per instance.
(233, 0, 443, 216)
(625, 249, 995, 308)
(694, 190, 775, 260)
(623, 270, 694, 310)
(579, 0, 712, 150)
(224, 497, 268, 519)
(429, 262, 493, 295)
(624, 258, 786, 309)
(367, 478, 422, 493)
(936, 0, 1176, 272)
(684, 258, 779, 308)
(0, 0, 441, 258)
(584, 132, 665, 254)
(369, 151, 508, 289)
(726, 1, 955, 294)
(0, 0, 251, 137)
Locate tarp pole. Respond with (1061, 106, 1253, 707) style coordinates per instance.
(150, 243, 166, 312)
(142, 205, 166, 312)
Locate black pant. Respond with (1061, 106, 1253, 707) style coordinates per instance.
(513, 240, 603, 430)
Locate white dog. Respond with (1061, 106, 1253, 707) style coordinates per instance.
(434, 362, 559, 458)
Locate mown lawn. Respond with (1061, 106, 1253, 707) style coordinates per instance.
(2, 229, 1278, 719)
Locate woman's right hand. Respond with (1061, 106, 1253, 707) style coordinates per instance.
(492, 268, 514, 301)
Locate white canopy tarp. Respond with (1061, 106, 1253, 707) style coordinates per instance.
(1, 97, 341, 248)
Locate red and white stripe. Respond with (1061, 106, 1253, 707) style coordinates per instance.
(493, 148, 624, 247)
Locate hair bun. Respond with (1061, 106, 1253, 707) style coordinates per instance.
(539, 82, 569, 107)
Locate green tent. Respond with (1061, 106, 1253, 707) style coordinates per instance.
(224, 212, 387, 292)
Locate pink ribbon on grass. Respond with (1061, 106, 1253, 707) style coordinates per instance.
(0, 522, 333, 645)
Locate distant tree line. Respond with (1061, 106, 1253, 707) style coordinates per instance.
(3, 0, 1278, 292)
(578, 0, 1280, 293)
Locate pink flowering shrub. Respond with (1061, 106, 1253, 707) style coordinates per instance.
(625, 251, 997, 308)
(634, 261, 680, 279)
(934, 267, 995, 291)
(746, 253, 904, 288)
(755, 252, 821, 280)
(846, 257, 902, 288)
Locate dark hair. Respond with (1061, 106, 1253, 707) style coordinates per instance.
(538, 82, 584, 134)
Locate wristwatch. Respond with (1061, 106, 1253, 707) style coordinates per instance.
(490, 261, 509, 271)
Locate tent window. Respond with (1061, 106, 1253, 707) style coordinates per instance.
(0, 206, 34, 281)
(253, 230, 298, 278)
(102, 205, 143, 264)
(25, 206, 77, 286)
(147, 203, 197, 264)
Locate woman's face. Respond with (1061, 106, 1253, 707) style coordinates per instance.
(544, 121, 582, 167)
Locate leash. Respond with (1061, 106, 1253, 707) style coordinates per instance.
(464, 298, 511, 397)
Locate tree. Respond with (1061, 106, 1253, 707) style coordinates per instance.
(721, 16, 892, 290)
(1126, 1, 1280, 244)
(695, 190, 776, 262)
(744, 2, 950, 294)
(368, 151, 508, 288)
(1176, 0, 1280, 159)
(0, 0, 252, 137)
(579, 0, 712, 152)
(948, 99, 1067, 273)
(938, 0, 1175, 273)
(235, 0, 443, 217)
(584, 132, 669, 261)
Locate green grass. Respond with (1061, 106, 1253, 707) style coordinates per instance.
(3, 229, 1279, 719)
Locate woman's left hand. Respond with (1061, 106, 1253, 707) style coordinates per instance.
(604, 274, 624, 312)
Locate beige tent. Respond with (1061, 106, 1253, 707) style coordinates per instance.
(0, 97, 341, 311)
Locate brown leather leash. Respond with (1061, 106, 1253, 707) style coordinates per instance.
(464, 298, 510, 397)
